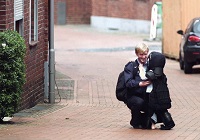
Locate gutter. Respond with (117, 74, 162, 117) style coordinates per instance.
(48, 0, 55, 103)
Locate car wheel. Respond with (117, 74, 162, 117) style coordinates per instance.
(184, 62, 192, 74)
(179, 53, 184, 70)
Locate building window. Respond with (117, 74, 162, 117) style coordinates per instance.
(14, 0, 24, 36)
(16, 19, 23, 36)
(29, 0, 38, 46)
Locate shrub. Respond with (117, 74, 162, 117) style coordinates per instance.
(0, 30, 26, 118)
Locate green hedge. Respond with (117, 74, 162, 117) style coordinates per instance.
(0, 30, 26, 118)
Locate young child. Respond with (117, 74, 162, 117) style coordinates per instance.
(145, 51, 175, 130)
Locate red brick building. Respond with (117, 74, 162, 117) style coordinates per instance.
(54, 0, 92, 24)
(0, 0, 49, 110)
(54, 0, 161, 33)
(92, 0, 156, 20)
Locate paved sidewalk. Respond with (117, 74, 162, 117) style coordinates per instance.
(1, 25, 200, 140)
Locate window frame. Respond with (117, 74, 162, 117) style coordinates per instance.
(29, 0, 38, 46)
(14, 0, 24, 36)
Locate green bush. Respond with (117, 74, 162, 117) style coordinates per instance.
(0, 30, 26, 118)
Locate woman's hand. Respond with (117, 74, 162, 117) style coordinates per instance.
(139, 80, 151, 87)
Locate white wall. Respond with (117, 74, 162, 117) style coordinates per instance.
(91, 16, 151, 34)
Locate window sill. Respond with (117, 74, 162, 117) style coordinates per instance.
(29, 41, 38, 47)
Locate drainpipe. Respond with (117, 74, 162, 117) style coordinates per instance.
(49, 0, 55, 103)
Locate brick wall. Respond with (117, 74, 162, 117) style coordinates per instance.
(0, 1, 6, 31)
(66, 0, 92, 24)
(92, 0, 162, 20)
(0, 1, 49, 110)
(54, 0, 92, 24)
(0, 0, 14, 31)
(21, 0, 49, 110)
(54, 0, 161, 24)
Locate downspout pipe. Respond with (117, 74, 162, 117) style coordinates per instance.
(49, 0, 55, 103)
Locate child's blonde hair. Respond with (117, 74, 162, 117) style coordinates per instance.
(135, 43, 149, 54)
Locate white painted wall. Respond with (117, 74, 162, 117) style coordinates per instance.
(91, 16, 151, 34)
(91, 16, 162, 39)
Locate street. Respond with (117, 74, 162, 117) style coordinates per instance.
(0, 25, 200, 140)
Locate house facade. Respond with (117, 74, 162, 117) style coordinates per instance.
(0, 0, 49, 110)
(54, 0, 92, 25)
(54, 0, 161, 34)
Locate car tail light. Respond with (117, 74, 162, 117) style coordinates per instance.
(193, 52, 200, 55)
(188, 35, 200, 42)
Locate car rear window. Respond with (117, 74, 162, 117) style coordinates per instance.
(193, 20, 200, 33)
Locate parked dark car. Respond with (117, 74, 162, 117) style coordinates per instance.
(177, 17, 200, 74)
